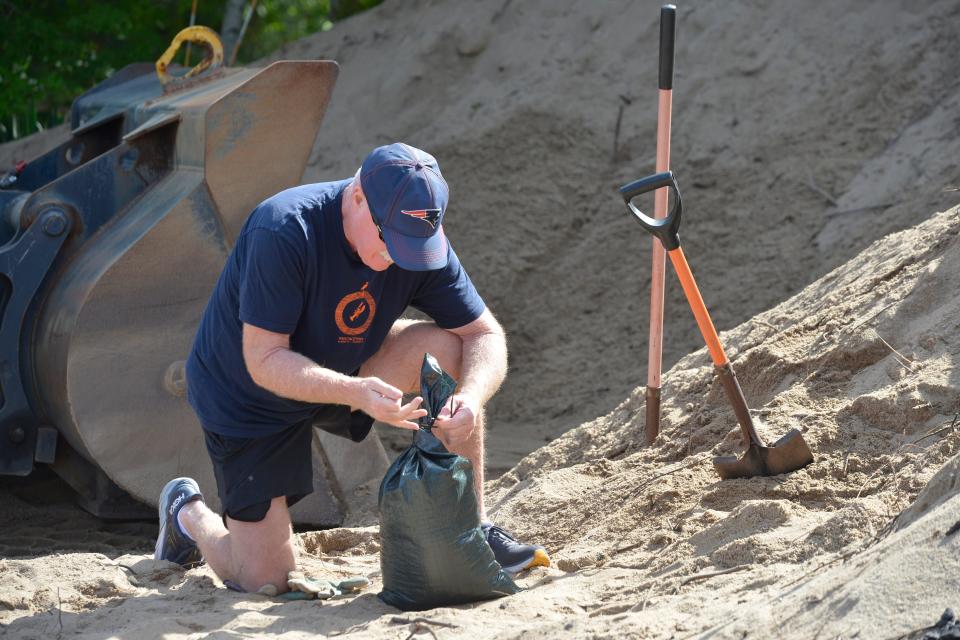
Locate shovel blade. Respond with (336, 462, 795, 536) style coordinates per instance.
(713, 428, 814, 480)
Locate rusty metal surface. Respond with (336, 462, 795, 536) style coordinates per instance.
(204, 62, 339, 242)
(3, 59, 386, 525)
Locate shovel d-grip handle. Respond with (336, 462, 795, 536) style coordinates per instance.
(620, 171, 683, 250)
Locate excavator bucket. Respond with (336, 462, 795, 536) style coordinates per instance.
(0, 50, 389, 525)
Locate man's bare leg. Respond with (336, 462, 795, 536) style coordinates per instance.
(446, 409, 486, 519)
(178, 496, 296, 593)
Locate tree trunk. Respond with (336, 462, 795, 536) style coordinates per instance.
(220, 0, 246, 63)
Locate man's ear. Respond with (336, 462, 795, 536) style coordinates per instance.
(352, 181, 366, 206)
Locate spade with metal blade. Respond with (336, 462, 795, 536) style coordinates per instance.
(619, 171, 814, 479)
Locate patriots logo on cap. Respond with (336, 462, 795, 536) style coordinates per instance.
(401, 208, 442, 229)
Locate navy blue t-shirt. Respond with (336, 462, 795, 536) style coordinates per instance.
(186, 179, 486, 437)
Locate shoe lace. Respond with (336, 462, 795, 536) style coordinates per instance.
(485, 524, 518, 546)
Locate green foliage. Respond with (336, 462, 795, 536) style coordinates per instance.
(0, 0, 382, 143)
(239, 0, 335, 62)
(226, 0, 385, 63)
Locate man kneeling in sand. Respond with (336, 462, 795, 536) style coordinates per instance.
(153, 143, 549, 593)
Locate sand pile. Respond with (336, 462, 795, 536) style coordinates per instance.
(276, 0, 960, 465)
(482, 204, 960, 636)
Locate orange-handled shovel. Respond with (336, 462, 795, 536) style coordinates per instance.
(620, 172, 814, 479)
(645, 4, 678, 445)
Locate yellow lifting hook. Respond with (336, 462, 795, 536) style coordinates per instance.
(155, 25, 224, 86)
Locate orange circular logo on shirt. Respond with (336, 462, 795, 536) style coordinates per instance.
(335, 282, 376, 336)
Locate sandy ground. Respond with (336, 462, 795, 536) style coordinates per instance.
(2, 0, 960, 637)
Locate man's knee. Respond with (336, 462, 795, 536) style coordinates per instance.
(363, 319, 464, 390)
(407, 321, 463, 379)
(226, 496, 296, 591)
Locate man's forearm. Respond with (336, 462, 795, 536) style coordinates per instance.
(248, 347, 359, 406)
(457, 328, 508, 404)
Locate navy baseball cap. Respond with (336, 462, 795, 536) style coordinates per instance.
(360, 143, 450, 271)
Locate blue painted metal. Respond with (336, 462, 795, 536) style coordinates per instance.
(0, 209, 71, 474)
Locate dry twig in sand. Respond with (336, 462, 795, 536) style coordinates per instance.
(390, 616, 459, 628)
(391, 616, 460, 639)
(612, 99, 626, 162)
(754, 318, 778, 330)
(633, 580, 659, 613)
(404, 625, 438, 640)
(678, 565, 750, 587)
(611, 541, 645, 557)
(845, 300, 899, 334)
(629, 455, 708, 501)
(801, 170, 839, 206)
(915, 411, 960, 445)
(868, 329, 915, 372)
(826, 202, 901, 217)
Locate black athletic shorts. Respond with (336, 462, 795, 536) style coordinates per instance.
(202, 404, 375, 523)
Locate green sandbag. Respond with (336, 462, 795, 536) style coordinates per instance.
(378, 354, 520, 611)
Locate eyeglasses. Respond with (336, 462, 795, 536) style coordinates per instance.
(370, 210, 384, 241)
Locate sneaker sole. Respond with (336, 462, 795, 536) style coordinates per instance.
(502, 548, 551, 574)
(154, 477, 196, 561)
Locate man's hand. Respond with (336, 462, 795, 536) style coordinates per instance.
(353, 377, 427, 430)
(433, 393, 480, 448)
